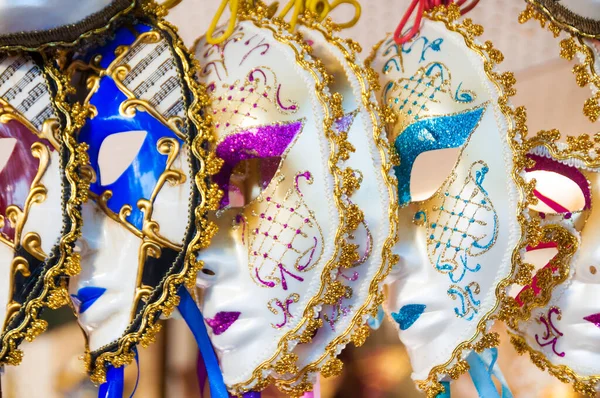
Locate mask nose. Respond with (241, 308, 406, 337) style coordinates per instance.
(196, 211, 245, 289)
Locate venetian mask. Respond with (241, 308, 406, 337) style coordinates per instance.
(508, 146, 600, 396)
(0, 52, 86, 365)
(193, 3, 373, 394)
(367, 6, 524, 395)
(66, 10, 218, 383)
(502, 2, 600, 395)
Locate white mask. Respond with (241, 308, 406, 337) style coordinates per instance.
(193, 5, 373, 394)
(272, 18, 398, 394)
(66, 15, 218, 384)
(367, 7, 523, 395)
(0, 53, 85, 365)
(505, 4, 600, 395)
(509, 145, 600, 396)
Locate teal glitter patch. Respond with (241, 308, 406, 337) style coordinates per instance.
(393, 104, 486, 206)
(392, 304, 426, 330)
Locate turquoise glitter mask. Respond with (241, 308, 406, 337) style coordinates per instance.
(367, 6, 523, 396)
(393, 104, 485, 205)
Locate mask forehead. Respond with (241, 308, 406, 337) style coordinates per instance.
(0, 53, 86, 365)
(368, 8, 522, 393)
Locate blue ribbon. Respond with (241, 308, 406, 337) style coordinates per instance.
(466, 348, 513, 398)
(437, 381, 451, 398)
(434, 348, 512, 398)
(97, 348, 140, 398)
(177, 286, 228, 398)
(98, 366, 124, 398)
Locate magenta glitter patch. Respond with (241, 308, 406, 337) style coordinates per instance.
(205, 311, 241, 335)
(214, 120, 305, 208)
(584, 313, 600, 329)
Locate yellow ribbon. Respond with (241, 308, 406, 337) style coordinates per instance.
(205, 0, 361, 45)
(279, 0, 361, 30)
(161, 0, 183, 9)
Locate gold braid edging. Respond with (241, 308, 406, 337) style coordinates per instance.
(273, 15, 400, 396)
(509, 332, 600, 396)
(0, 59, 91, 366)
(85, 1, 222, 384)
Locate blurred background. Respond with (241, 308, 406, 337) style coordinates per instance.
(4, 0, 599, 396)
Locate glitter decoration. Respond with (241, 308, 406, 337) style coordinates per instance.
(268, 293, 300, 328)
(526, 153, 592, 212)
(205, 311, 241, 335)
(334, 111, 357, 134)
(428, 160, 498, 274)
(248, 171, 324, 290)
(214, 120, 304, 208)
(393, 104, 486, 205)
(535, 307, 565, 357)
(391, 304, 426, 330)
(584, 313, 600, 330)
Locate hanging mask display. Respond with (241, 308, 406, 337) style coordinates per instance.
(193, 1, 371, 394)
(502, 2, 600, 396)
(0, 3, 94, 367)
(266, 4, 399, 394)
(367, 5, 528, 396)
(65, 1, 221, 384)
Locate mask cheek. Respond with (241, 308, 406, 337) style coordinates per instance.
(196, 212, 245, 289)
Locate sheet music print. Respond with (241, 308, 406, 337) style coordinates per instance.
(0, 55, 55, 131)
(117, 33, 186, 132)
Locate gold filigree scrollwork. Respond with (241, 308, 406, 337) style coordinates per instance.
(0, 58, 92, 367)
(92, 136, 185, 252)
(1, 142, 51, 260)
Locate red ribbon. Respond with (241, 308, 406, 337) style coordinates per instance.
(394, 0, 480, 44)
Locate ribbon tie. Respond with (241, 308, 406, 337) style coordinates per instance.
(394, 0, 480, 45)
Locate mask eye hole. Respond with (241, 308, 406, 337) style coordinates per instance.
(0, 137, 17, 174)
(410, 147, 461, 202)
(97, 130, 147, 186)
(227, 157, 280, 207)
(526, 170, 586, 213)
